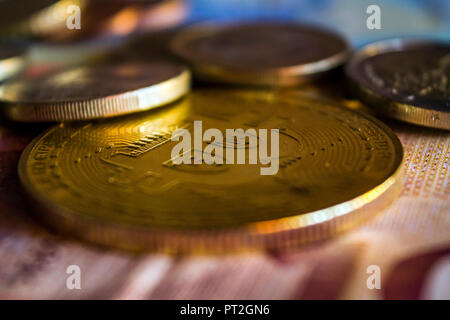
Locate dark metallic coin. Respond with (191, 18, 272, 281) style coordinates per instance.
(171, 21, 350, 86)
(346, 39, 450, 130)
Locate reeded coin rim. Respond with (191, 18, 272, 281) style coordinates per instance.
(1, 66, 191, 122)
(18, 98, 404, 254)
(170, 21, 351, 87)
(346, 38, 450, 130)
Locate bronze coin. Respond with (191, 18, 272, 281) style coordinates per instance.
(171, 21, 350, 86)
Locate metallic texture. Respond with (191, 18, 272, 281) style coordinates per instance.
(0, 62, 191, 121)
(346, 39, 450, 130)
(170, 21, 350, 86)
(19, 89, 404, 253)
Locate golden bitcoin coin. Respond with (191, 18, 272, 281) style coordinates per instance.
(0, 62, 190, 121)
(170, 21, 350, 86)
(346, 39, 450, 130)
(0, 43, 26, 81)
(19, 90, 403, 253)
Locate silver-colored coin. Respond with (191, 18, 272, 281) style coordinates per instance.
(346, 39, 450, 130)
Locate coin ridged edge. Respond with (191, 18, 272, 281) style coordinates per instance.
(3, 68, 191, 122)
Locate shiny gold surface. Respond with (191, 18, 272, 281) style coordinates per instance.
(0, 62, 190, 121)
(171, 22, 350, 86)
(19, 90, 403, 253)
(346, 39, 450, 130)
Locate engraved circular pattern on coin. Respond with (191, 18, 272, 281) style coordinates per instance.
(0, 43, 26, 81)
(0, 62, 190, 121)
(346, 39, 450, 130)
(19, 90, 403, 253)
(170, 22, 350, 86)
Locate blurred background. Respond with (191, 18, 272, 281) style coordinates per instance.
(0, 0, 448, 82)
(2, 0, 450, 57)
(188, 0, 450, 45)
(0, 0, 447, 86)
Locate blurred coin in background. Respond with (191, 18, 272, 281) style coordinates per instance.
(48, 0, 188, 42)
(0, 43, 27, 82)
(0, 0, 182, 42)
(170, 21, 350, 86)
(90, 0, 188, 63)
(0, 0, 88, 40)
(11, 0, 189, 81)
(39, 0, 128, 42)
(0, 62, 190, 121)
(18, 89, 403, 253)
(346, 39, 450, 130)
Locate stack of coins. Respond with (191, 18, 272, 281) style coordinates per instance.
(1, 5, 447, 253)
